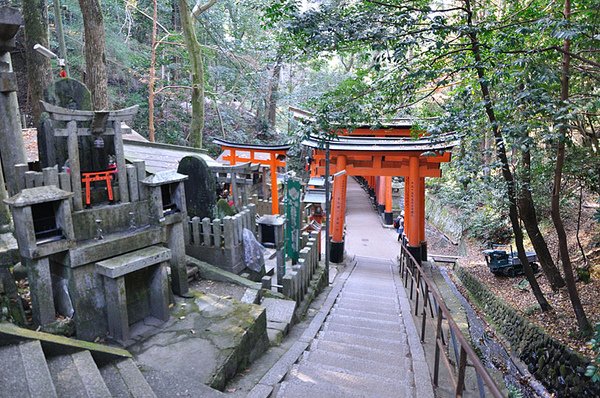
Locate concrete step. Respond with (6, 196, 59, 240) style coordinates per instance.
(99, 358, 156, 398)
(277, 377, 366, 398)
(338, 295, 398, 308)
(47, 351, 111, 398)
(310, 338, 408, 363)
(0, 341, 57, 398)
(340, 291, 398, 303)
(330, 306, 401, 323)
(317, 330, 406, 353)
(291, 361, 413, 398)
(326, 312, 403, 332)
(323, 321, 405, 341)
(302, 349, 407, 380)
(334, 300, 399, 315)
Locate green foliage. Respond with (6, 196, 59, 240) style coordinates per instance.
(585, 323, 600, 382)
(215, 198, 237, 219)
(507, 384, 524, 398)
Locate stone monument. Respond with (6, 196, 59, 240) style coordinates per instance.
(177, 155, 217, 219)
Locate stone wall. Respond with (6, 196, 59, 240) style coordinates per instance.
(281, 231, 325, 305)
(455, 266, 599, 397)
(425, 193, 463, 245)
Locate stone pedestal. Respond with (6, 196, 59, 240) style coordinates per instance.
(96, 246, 171, 344)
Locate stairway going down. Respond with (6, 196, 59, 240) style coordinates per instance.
(0, 323, 156, 398)
(277, 256, 432, 398)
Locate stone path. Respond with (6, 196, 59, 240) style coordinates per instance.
(275, 178, 434, 397)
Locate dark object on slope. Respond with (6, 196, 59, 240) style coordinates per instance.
(483, 244, 539, 277)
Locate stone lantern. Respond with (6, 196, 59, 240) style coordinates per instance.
(4, 186, 74, 326)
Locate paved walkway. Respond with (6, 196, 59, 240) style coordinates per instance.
(276, 178, 433, 397)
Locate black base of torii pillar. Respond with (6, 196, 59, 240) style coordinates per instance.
(407, 241, 428, 264)
(330, 239, 344, 263)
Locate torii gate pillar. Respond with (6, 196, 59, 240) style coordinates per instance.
(330, 155, 347, 263)
(406, 156, 426, 262)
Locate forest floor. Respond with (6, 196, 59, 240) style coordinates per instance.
(438, 196, 600, 359)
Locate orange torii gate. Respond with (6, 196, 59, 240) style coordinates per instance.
(213, 138, 291, 214)
(303, 131, 459, 263)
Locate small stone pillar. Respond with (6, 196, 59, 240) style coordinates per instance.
(0, 7, 28, 195)
(257, 214, 285, 291)
(141, 170, 190, 296)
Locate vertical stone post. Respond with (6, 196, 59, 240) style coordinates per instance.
(223, 216, 234, 250)
(0, 8, 27, 195)
(24, 257, 56, 326)
(202, 217, 211, 246)
(213, 219, 222, 248)
(149, 263, 170, 322)
(103, 276, 129, 342)
(167, 223, 189, 296)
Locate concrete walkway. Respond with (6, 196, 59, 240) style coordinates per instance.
(276, 178, 433, 397)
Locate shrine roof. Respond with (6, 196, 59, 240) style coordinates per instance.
(301, 132, 460, 152)
(123, 139, 221, 173)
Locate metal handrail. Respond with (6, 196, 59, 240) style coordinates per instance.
(399, 244, 504, 398)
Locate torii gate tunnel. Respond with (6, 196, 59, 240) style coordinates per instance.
(302, 126, 459, 263)
(213, 138, 291, 214)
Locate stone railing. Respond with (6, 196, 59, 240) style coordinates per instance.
(185, 204, 256, 274)
(280, 231, 324, 304)
(248, 194, 283, 216)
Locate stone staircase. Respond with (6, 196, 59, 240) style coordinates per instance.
(0, 322, 155, 398)
(276, 257, 425, 398)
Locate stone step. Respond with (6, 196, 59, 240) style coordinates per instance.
(47, 351, 112, 398)
(338, 296, 398, 308)
(334, 300, 400, 315)
(326, 313, 403, 332)
(330, 306, 402, 323)
(310, 338, 408, 363)
(99, 358, 156, 398)
(302, 349, 406, 380)
(0, 341, 57, 398)
(340, 291, 398, 303)
(277, 377, 366, 398)
(317, 330, 406, 353)
(323, 321, 405, 341)
(290, 361, 413, 398)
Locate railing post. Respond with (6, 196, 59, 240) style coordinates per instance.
(433, 306, 443, 386)
(420, 282, 428, 343)
(455, 346, 468, 397)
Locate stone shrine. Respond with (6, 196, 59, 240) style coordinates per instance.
(4, 103, 190, 344)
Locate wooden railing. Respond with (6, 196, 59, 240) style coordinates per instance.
(399, 244, 504, 398)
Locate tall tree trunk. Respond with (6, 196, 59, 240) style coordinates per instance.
(550, 0, 591, 335)
(518, 142, 566, 290)
(179, 0, 216, 148)
(267, 56, 282, 130)
(464, 0, 551, 311)
(78, 0, 108, 109)
(148, 0, 158, 142)
(22, 0, 51, 125)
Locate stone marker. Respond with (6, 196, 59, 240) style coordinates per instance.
(38, 78, 92, 168)
(177, 155, 217, 220)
